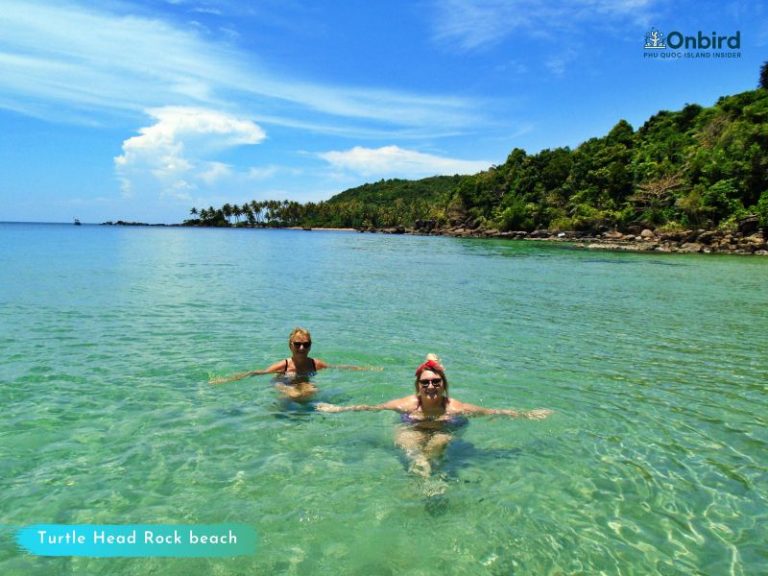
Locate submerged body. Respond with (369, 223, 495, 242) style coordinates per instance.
(317, 354, 552, 476)
(210, 327, 377, 402)
(221, 328, 326, 401)
(272, 356, 321, 402)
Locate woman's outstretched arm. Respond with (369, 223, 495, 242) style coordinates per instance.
(449, 399, 553, 419)
(314, 359, 383, 372)
(316, 395, 416, 413)
(314, 402, 381, 413)
(209, 360, 286, 385)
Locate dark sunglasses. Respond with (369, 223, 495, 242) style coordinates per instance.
(292, 341, 312, 349)
(419, 378, 443, 387)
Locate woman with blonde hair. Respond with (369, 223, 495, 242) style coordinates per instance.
(210, 327, 375, 401)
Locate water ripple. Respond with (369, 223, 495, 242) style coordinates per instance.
(1, 225, 767, 575)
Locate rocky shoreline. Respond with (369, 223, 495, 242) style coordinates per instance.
(359, 221, 768, 256)
(102, 220, 174, 227)
(99, 218, 767, 255)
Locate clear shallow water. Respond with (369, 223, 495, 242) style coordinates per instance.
(1, 223, 766, 575)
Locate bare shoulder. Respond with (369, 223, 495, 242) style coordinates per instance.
(264, 359, 288, 373)
(313, 358, 329, 370)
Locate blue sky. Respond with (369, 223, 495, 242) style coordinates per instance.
(1, 0, 766, 223)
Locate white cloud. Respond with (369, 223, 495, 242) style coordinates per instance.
(431, 0, 657, 51)
(319, 146, 490, 178)
(247, 166, 281, 180)
(199, 162, 233, 185)
(114, 107, 267, 200)
(0, 0, 482, 133)
(545, 48, 580, 76)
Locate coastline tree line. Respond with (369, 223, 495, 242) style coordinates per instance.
(185, 84, 768, 235)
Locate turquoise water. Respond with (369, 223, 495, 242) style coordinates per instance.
(1, 223, 766, 575)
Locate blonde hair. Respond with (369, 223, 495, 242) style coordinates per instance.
(289, 327, 312, 346)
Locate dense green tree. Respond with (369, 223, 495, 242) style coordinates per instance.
(755, 190, 768, 229)
(222, 203, 233, 224)
(186, 88, 768, 236)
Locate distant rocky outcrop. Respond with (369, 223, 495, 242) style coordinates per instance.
(101, 221, 171, 227)
(361, 221, 767, 255)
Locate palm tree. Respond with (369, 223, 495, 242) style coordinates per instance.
(222, 203, 233, 225)
(250, 200, 263, 225)
(245, 205, 256, 226)
(264, 200, 279, 225)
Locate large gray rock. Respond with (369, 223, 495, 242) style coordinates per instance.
(679, 242, 703, 253)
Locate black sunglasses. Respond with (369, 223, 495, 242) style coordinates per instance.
(292, 341, 312, 349)
(419, 378, 443, 387)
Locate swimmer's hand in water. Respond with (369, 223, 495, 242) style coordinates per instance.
(315, 402, 379, 412)
(315, 402, 343, 413)
(524, 409, 554, 420)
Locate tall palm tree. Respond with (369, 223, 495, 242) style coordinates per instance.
(245, 205, 256, 226)
(265, 200, 278, 225)
(251, 200, 264, 225)
(222, 203, 233, 225)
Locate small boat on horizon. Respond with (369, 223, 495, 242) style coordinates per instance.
(74, 218, 81, 225)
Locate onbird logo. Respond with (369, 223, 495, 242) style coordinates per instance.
(644, 28, 666, 49)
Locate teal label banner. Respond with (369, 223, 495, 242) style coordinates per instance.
(16, 524, 257, 557)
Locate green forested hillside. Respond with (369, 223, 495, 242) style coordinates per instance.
(186, 88, 768, 233)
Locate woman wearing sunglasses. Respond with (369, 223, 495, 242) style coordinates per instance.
(210, 327, 326, 384)
(210, 328, 375, 400)
(316, 354, 551, 476)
